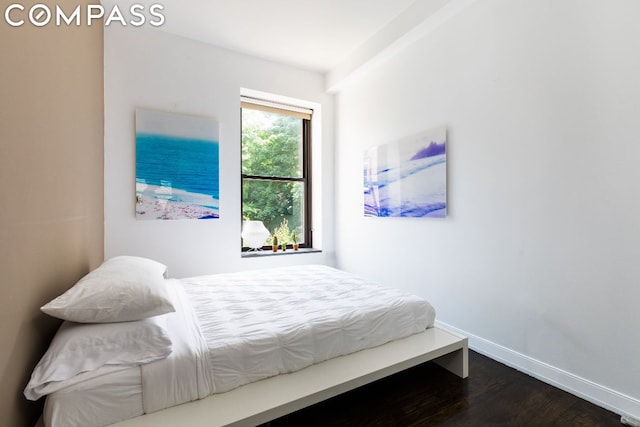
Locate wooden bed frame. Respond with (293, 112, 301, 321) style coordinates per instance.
(107, 326, 468, 427)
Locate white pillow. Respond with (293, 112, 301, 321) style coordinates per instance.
(24, 315, 172, 401)
(41, 256, 175, 323)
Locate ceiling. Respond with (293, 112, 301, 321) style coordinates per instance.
(104, 0, 419, 72)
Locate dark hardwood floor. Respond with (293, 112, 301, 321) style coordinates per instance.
(269, 350, 621, 426)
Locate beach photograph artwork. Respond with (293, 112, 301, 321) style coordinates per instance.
(135, 109, 220, 220)
(363, 127, 447, 218)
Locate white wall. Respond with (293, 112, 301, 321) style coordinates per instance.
(335, 0, 640, 418)
(104, 26, 335, 277)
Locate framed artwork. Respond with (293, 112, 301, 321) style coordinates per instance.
(363, 127, 447, 218)
(135, 109, 219, 220)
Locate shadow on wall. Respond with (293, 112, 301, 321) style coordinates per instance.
(3, 311, 62, 426)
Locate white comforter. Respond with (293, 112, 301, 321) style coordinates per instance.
(141, 264, 435, 414)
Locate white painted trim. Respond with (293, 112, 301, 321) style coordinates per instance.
(622, 415, 640, 427)
(436, 321, 640, 422)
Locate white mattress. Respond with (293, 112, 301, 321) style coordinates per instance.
(41, 264, 435, 427)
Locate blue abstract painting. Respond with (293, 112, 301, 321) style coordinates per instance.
(364, 127, 447, 218)
(135, 109, 219, 220)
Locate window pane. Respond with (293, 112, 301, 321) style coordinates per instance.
(242, 109, 303, 178)
(242, 179, 305, 245)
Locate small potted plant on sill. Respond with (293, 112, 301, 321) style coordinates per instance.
(272, 234, 278, 252)
(291, 231, 299, 251)
(274, 218, 291, 252)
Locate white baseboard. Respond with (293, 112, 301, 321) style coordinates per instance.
(435, 321, 640, 422)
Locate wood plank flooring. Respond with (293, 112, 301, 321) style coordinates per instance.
(269, 350, 621, 426)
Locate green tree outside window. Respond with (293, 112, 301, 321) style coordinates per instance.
(242, 108, 307, 246)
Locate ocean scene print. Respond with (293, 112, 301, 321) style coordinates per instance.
(364, 127, 447, 218)
(135, 110, 219, 220)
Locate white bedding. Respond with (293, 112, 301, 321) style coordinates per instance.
(42, 281, 200, 427)
(43, 367, 142, 427)
(180, 264, 435, 395)
(41, 264, 436, 427)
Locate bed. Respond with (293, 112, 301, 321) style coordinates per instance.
(27, 258, 468, 427)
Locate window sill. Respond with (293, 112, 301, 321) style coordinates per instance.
(241, 248, 321, 258)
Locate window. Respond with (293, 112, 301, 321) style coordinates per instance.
(241, 97, 312, 250)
